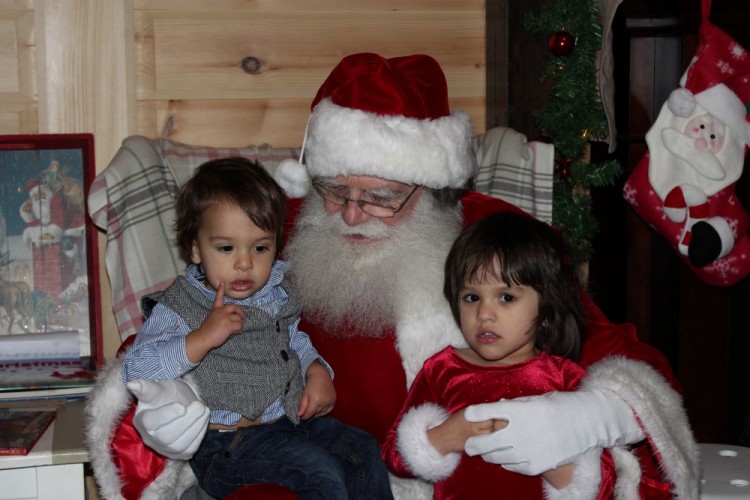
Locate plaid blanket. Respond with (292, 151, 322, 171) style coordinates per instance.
(472, 127, 553, 224)
(88, 132, 552, 341)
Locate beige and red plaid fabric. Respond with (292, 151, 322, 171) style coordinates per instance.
(88, 136, 299, 341)
(88, 131, 552, 342)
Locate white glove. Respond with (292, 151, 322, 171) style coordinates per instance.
(127, 379, 210, 460)
(463, 389, 645, 476)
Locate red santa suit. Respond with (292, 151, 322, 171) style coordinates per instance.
(86, 53, 700, 500)
(382, 348, 617, 499)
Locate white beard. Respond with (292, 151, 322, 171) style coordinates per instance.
(31, 188, 53, 225)
(284, 194, 462, 338)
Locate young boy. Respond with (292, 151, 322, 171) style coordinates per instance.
(122, 157, 393, 499)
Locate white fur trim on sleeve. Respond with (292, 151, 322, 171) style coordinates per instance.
(85, 355, 130, 500)
(581, 356, 701, 500)
(84, 352, 198, 500)
(542, 448, 602, 500)
(396, 403, 461, 482)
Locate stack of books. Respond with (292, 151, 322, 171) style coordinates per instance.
(0, 331, 99, 401)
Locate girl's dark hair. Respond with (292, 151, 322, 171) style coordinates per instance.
(443, 211, 586, 360)
(174, 157, 286, 264)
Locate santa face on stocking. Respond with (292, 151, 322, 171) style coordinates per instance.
(624, 9, 750, 287)
(646, 89, 747, 265)
(651, 109, 742, 197)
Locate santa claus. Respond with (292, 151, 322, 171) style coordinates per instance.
(87, 53, 699, 499)
(20, 182, 63, 246)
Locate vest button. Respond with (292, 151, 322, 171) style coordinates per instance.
(276, 321, 281, 332)
(280, 350, 289, 361)
(284, 380, 291, 394)
(224, 451, 231, 458)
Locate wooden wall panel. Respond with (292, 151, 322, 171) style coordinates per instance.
(0, 3, 36, 134)
(133, 2, 486, 147)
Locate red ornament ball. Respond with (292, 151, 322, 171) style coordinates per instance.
(549, 31, 575, 56)
(555, 157, 573, 181)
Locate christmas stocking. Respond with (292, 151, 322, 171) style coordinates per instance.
(623, 0, 750, 286)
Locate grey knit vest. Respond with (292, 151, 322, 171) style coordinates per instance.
(143, 276, 304, 424)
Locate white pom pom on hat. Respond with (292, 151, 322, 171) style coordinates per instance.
(275, 158, 312, 198)
(667, 87, 697, 117)
(274, 53, 477, 198)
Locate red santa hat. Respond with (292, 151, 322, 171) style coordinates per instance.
(667, 9, 750, 146)
(274, 53, 477, 198)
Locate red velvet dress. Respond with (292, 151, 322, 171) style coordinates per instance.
(104, 191, 680, 499)
(381, 348, 615, 498)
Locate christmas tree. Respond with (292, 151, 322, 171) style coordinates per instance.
(525, 0, 622, 266)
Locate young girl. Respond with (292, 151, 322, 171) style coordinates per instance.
(382, 211, 616, 499)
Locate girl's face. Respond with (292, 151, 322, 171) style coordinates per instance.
(457, 269, 539, 367)
(190, 201, 276, 301)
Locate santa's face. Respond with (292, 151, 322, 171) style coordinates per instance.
(285, 185, 461, 336)
(29, 185, 53, 225)
(647, 100, 745, 199)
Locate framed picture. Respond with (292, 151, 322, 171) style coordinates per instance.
(0, 134, 101, 399)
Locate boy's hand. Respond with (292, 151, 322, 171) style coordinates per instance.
(297, 361, 336, 420)
(186, 282, 244, 362)
(427, 408, 501, 455)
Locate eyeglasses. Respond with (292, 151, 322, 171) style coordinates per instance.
(312, 179, 419, 218)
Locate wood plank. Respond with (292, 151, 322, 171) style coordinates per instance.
(0, 104, 36, 133)
(134, 0, 483, 13)
(0, 9, 35, 100)
(138, 97, 485, 148)
(135, 11, 484, 100)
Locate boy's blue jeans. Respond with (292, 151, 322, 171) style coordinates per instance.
(190, 416, 394, 499)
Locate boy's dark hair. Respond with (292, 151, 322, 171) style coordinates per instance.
(443, 211, 586, 360)
(174, 157, 286, 264)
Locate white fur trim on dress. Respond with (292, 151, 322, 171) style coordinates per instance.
(304, 99, 477, 189)
(542, 448, 602, 500)
(396, 403, 461, 482)
(581, 356, 701, 500)
(85, 354, 197, 500)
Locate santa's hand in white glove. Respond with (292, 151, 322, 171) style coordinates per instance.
(463, 389, 645, 475)
(127, 378, 210, 460)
